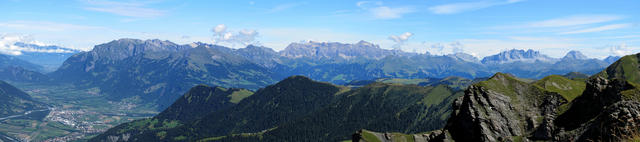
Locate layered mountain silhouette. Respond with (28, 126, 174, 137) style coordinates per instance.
(0, 80, 47, 118)
(8, 42, 80, 72)
(30, 38, 616, 110)
(90, 76, 463, 142)
(50, 39, 278, 108)
(354, 53, 640, 142)
(0, 54, 43, 73)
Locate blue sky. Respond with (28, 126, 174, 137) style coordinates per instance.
(1, 0, 639, 58)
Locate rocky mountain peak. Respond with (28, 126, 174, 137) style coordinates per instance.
(481, 49, 557, 64)
(563, 50, 588, 60)
(604, 55, 621, 64)
(356, 40, 374, 46)
(91, 38, 187, 60)
(279, 41, 391, 60)
(447, 52, 479, 62)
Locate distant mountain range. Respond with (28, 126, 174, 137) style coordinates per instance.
(0, 38, 621, 110)
(0, 54, 43, 72)
(47, 39, 278, 108)
(1, 42, 80, 72)
(38, 38, 619, 110)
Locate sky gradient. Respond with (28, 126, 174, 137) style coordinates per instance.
(1, 0, 639, 58)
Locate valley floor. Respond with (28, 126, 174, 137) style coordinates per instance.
(0, 82, 158, 141)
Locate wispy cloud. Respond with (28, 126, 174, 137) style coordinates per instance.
(561, 23, 632, 34)
(370, 6, 414, 19)
(0, 34, 74, 56)
(389, 32, 413, 49)
(609, 43, 637, 56)
(0, 21, 103, 32)
(83, 0, 165, 18)
(267, 2, 304, 13)
(428, 0, 523, 14)
(356, 1, 414, 19)
(211, 24, 260, 47)
(528, 15, 624, 27)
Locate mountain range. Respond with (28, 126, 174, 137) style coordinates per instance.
(50, 39, 278, 108)
(0, 37, 635, 141)
(1, 38, 622, 110)
(0, 54, 43, 72)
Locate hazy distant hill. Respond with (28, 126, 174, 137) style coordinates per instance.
(9, 42, 80, 72)
(0, 80, 47, 118)
(0, 54, 43, 72)
(0, 66, 50, 83)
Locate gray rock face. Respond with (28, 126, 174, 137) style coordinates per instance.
(481, 49, 558, 64)
(562, 50, 588, 60)
(604, 56, 622, 64)
(279, 40, 396, 60)
(444, 74, 566, 142)
(579, 101, 640, 141)
(441, 76, 640, 142)
(446, 52, 479, 63)
(91, 38, 189, 61)
(235, 45, 281, 68)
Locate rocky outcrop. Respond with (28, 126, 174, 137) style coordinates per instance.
(579, 101, 640, 141)
(443, 73, 567, 141)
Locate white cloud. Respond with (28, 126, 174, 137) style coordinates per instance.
(429, 42, 445, 52)
(528, 15, 624, 28)
(356, 1, 383, 8)
(0, 34, 74, 56)
(356, 1, 414, 19)
(370, 6, 414, 19)
(424, 41, 466, 55)
(450, 42, 464, 53)
(268, 3, 304, 13)
(211, 24, 260, 47)
(428, 0, 523, 14)
(389, 32, 413, 42)
(213, 24, 227, 33)
(560, 23, 632, 34)
(610, 43, 635, 56)
(389, 32, 413, 49)
(83, 0, 165, 18)
(0, 21, 103, 32)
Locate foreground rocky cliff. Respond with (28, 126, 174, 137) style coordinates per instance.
(355, 53, 640, 142)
